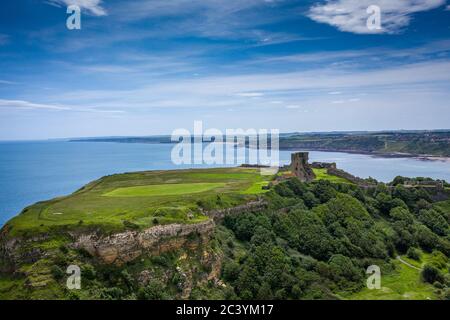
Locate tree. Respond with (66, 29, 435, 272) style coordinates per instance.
(328, 254, 363, 290)
(389, 206, 414, 224)
(222, 260, 240, 282)
(250, 226, 275, 246)
(392, 176, 406, 186)
(313, 180, 337, 203)
(137, 280, 170, 300)
(51, 265, 65, 280)
(302, 191, 319, 208)
(376, 192, 393, 215)
(415, 224, 439, 252)
(421, 264, 443, 284)
(406, 247, 421, 261)
(417, 209, 448, 236)
(286, 178, 308, 197)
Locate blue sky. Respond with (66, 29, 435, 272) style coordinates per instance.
(0, 0, 450, 140)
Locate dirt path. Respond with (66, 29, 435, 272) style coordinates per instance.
(396, 256, 422, 271)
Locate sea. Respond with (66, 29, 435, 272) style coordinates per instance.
(1, 140, 450, 226)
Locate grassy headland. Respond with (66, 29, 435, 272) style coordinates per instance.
(5, 167, 271, 236)
(1, 165, 449, 300)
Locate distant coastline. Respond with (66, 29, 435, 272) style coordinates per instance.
(69, 129, 450, 161)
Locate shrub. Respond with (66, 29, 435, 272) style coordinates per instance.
(415, 225, 439, 252)
(123, 220, 139, 230)
(137, 280, 169, 300)
(421, 264, 443, 284)
(83, 264, 97, 280)
(417, 209, 448, 236)
(444, 288, 450, 300)
(406, 247, 421, 261)
(302, 191, 319, 208)
(222, 260, 240, 282)
(59, 245, 69, 254)
(100, 287, 124, 300)
(51, 265, 65, 280)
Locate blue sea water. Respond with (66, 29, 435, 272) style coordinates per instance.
(1, 141, 450, 226)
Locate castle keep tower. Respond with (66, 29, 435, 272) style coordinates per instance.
(291, 152, 316, 182)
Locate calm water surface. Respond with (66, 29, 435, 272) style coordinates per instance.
(1, 141, 449, 225)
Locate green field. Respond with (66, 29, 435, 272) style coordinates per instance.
(5, 167, 272, 236)
(346, 252, 446, 300)
(312, 168, 353, 184)
(347, 260, 436, 300)
(104, 182, 226, 197)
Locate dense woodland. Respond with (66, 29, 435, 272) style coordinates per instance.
(215, 178, 450, 299)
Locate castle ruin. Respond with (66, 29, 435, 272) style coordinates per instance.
(291, 152, 316, 182)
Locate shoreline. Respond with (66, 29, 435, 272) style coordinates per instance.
(278, 147, 450, 162)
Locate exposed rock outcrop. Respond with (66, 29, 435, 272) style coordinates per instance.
(73, 220, 215, 265)
(0, 226, 50, 273)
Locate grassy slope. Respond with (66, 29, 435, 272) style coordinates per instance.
(5, 167, 272, 236)
(346, 252, 444, 300)
(312, 168, 353, 184)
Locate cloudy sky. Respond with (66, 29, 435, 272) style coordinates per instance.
(0, 0, 450, 140)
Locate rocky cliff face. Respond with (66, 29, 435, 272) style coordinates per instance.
(0, 225, 49, 273)
(73, 220, 215, 265)
(0, 199, 265, 270)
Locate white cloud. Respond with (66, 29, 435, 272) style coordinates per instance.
(47, 0, 107, 16)
(308, 0, 446, 34)
(0, 99, 124, 113)
(285, 105, 301, 109)
(0, 99, 71, 110)
(235, 92, 264, 97)
(0, 80, 17, 85)
(48, 59, 450, 113)
(106, 0, 301, 44)
(252, 40, 450, 67)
